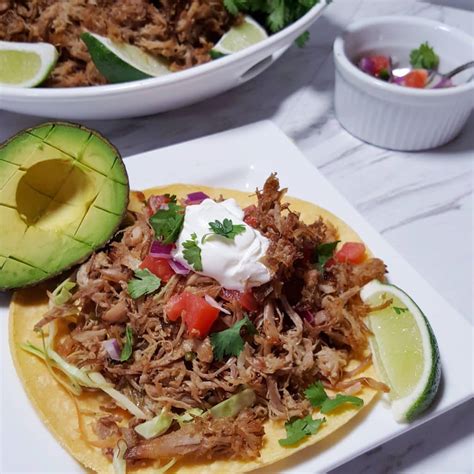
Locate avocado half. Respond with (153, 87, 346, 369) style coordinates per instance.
(0, 122, 129, 290)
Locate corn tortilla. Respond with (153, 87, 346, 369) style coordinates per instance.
(10, 184, 379, 474)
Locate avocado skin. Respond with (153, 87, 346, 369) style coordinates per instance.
(0, 121, 129, 291)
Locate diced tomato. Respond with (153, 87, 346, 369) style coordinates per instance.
(371, 55, 390, 76)
(240, 290, 259, 312)
(243, 205, 258, 228)
(140, 256, 175, 282)
(220, 288, 259, 312)
(324, 257, 336, 268)
(182, 293, 220, 338)
(403, 69, 428, 88)
(335, 242, 366, 265)
(165, 294, 187, 321)
(165, 291, 219, 337)
(146, 194, 171, 216)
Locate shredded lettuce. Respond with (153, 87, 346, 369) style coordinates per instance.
(134, 409, 173, 439)
(174, 407, 205, 427)
(51, 278, 76, 306)
(21, 321, 147, 419)
(112, 439, 128, 474)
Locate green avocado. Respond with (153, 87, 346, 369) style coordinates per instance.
(0, 122, 129, 290)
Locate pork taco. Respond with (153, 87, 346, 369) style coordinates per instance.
(10, 174, 389, 473)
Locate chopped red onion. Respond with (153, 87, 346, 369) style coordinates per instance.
(358, 57, 375, 75)
(392, 75, 406, 85)
(169, 259, 190, 275)
(185, 192, 209, 205)
(433, 77, 453, 89)
(300, 310, 315, 324)
(150, 241, 173, 259)
(103, 338, 121, 361)
(204, 294, 231, 314)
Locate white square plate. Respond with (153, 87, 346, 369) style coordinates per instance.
(1, 121, 472, 473)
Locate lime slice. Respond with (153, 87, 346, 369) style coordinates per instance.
(81, 32, 170, 84)
(212, 16, 268, 56)
(360, 280, 441, 422)
(0, 41, 58, 88)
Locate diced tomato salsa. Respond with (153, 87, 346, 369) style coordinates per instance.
(335, 242, 366, 264)
(165, 292, 220, 337)
(140, 256, 175, 282)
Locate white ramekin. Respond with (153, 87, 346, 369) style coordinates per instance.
(333, 16, 474, 151)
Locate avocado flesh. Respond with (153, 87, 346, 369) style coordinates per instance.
(0, 122, 129, 290)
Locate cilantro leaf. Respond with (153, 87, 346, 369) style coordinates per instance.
(210, 315, 257, 360)
(202, 218, 246, 243)
(320, 394, 364, 414)
(304, 381, 328, 407)
(278, 415, 325, 446)
(409, 42, 439, 70)
(305, 381, 364, 414)
(295, 31, 310, 48)
(393, 306, 408, 315)
(182, 233, 203, 271)
(128, 269, 161, 299)
(223, 0, 247, 15)
(314, 241, 340, 271)
(149, 203, 184, 244)
(120, 325, 134, 362)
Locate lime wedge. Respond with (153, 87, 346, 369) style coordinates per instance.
(212, 16, 268, 56)
(81, 32, 170, 84)
(360, 280, 441, 422)
(0, 41, 58, 88)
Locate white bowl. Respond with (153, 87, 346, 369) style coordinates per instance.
(333, 16, 474, 151)
(0, 2, 328, 120)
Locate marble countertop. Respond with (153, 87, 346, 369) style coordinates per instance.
(0, 0, 472, 472)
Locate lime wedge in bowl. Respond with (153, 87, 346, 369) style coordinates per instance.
(211, 15, 268, 57)
(0, 41, 58, 88)
(81, 32, 170, 84)
(360, 280, 441, 422)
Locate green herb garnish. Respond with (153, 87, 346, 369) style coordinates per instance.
(314, 241, 340, 271)
(120, 326, 134, 362)
(149, 203, 184, 244)
(223, 0, 321, 33)
(379, 68, 390, 81)
(202, 218, 246, 243)
(393, 306, 409, 315)
(409, 42, 439, 70)
(278, 415, 325, 446)
(210, 315, 257, 360)
(295, 31, 310, 48)
(182, 233, 203, 271)
(305, 381, 364, 414)
(128, 269, 161, 299)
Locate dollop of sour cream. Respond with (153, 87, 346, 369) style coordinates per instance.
(172, 199, 271, 291)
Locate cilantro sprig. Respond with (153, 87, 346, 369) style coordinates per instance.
(120, 326, 134, 362)
(314, 241, 340, 271)
(128, 269, 161, 299)
(409, 42, 439, 70)
(182, 233, 203, 271)
(304, 381, 364, 414)
(149, 202, 184, 244)
(210, 315, 257, 360)
(201, 218, 246, 243)
(223, 0, 321, 33)
(393, 306, 408, 315)
(278, 415, 325, 446)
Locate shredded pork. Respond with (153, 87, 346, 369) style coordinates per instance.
(0, 0, 233, 87)
(36, 175, 387, 465)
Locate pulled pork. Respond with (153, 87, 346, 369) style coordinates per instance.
(37, 175, 386, 465)
(0, 0, 233, 87)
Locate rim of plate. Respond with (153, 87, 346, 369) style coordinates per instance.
(1, 1, 328, 99)
(333, 16, 474, 98)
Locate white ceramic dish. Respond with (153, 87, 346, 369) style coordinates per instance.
(0, 2, 328, 120)
(1, 121, 472, 473)
(333, 16, 474, 151)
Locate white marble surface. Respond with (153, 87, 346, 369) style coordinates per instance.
(0, 0, 472, 472)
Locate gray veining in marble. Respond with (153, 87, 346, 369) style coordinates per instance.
(0, 0, 472, 472)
